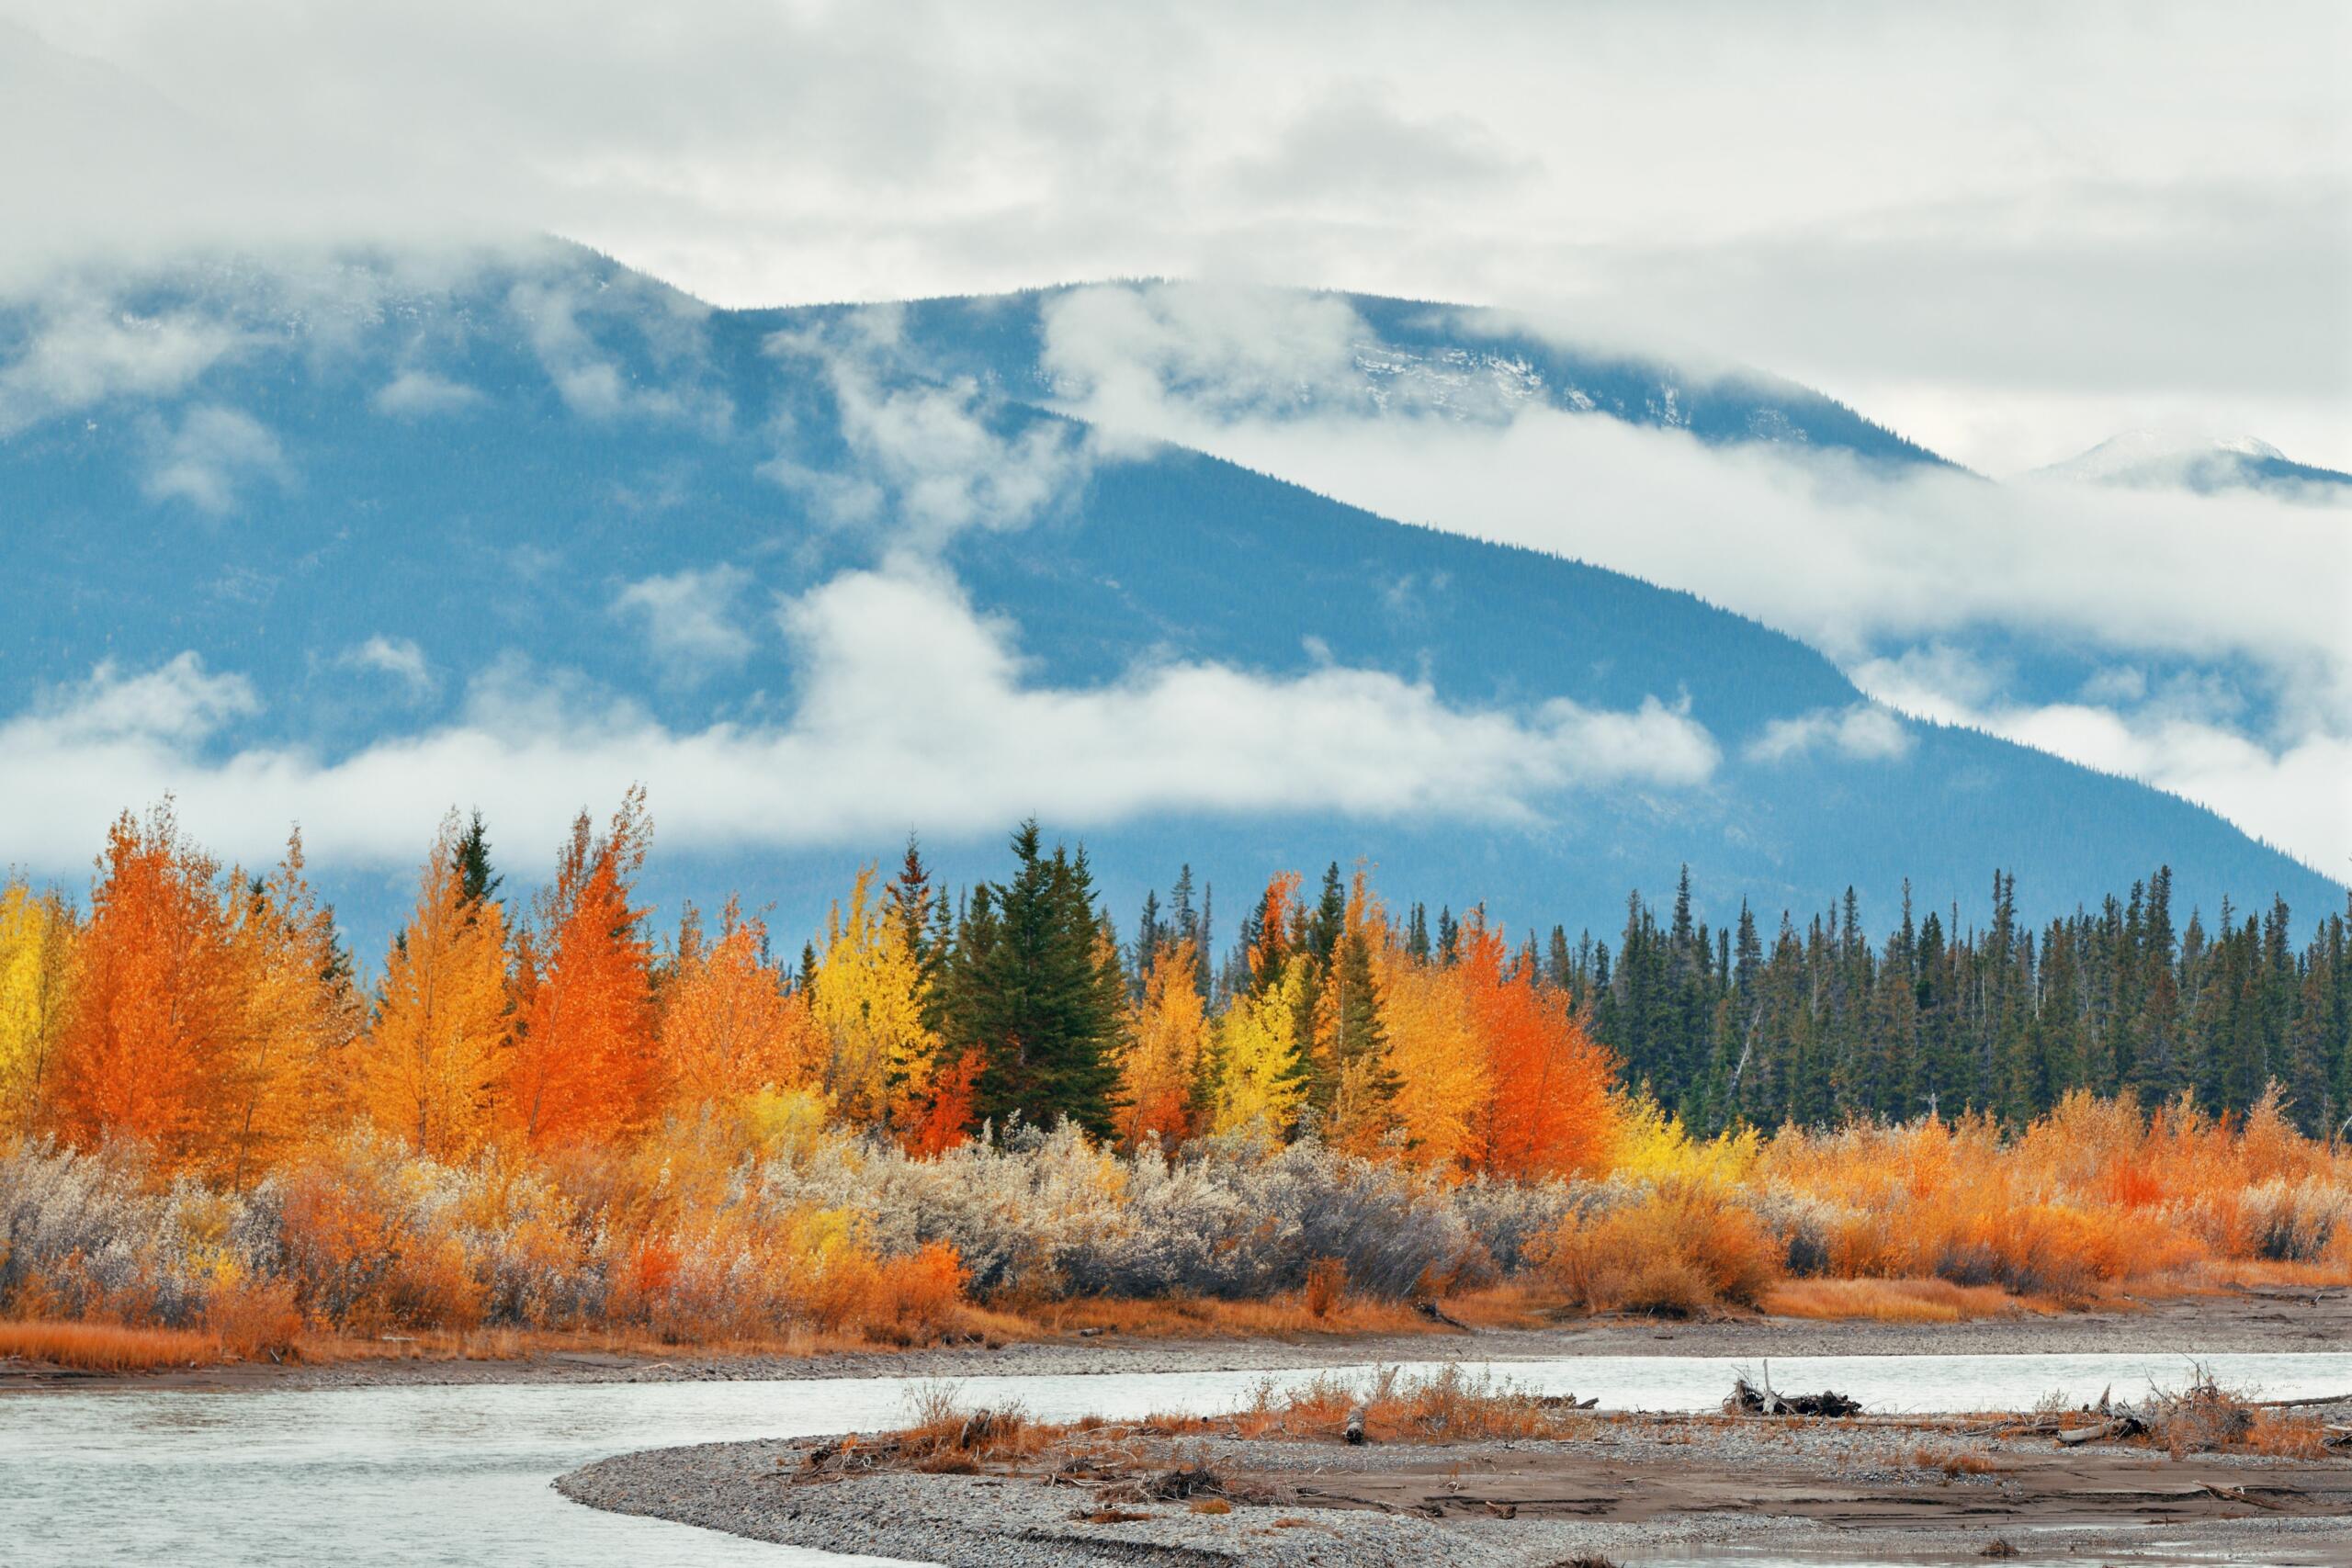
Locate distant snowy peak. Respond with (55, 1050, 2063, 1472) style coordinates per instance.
(2037, 428, 2350, 501)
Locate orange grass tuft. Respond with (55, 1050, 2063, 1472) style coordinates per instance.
(1762, 1278, 2040, 1323)
(0, 1320, 232, 1372)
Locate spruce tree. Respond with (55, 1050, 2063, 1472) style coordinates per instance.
(949, 821, 1125, 1139)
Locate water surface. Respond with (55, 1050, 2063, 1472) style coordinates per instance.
(5, 1351, 2346, 1567)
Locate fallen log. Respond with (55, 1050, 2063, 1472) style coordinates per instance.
(2055, 1416, 2145, 1447)
(1413, 1299, 1471, 1331)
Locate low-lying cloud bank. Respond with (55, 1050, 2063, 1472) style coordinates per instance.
(1027, 282, 2352, 878)
(0, 561, 1718, 874)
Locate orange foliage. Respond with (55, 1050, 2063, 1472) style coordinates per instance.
(1456, 922, 1618, 1179)
(49, 805, 250, 1179)
(1543, 1180, 1781, 1314)
(503, 791, 658, 1147)
(353, 818, 512, 1160)
(903, 1048, 981, 1156)
(662, 899, 819, 1110)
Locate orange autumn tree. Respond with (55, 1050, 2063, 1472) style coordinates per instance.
(1117, 938, 1208, 1149)
(1458, 919, 1620, 1179)
(503, 789, 658, 1147)
(353, 814, 514, 1159)
(220, 831, 359, 1187)
(661, 898, 819, 1111)
(49, 804, 248, 1178)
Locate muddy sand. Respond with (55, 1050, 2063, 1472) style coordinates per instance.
(8, 1282, 2346, 1395)
(559, 1402, 2352, 1566)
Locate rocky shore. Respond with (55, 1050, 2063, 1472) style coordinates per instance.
(558, 1404, 2352, 1567)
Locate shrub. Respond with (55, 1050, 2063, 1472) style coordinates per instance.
(1542, 1180, 1781, 1315)
(200, 1273, 301, 1361)
(1304, 1257, 1345, 1318)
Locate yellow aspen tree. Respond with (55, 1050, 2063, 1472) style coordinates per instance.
(1374, 943, 1491, 1170)
(355, 817, 513, 1159)
(1208, 955, 1308, 1141)
(1116, 938, 1206, 1149)
(0, 878, 76, 1136)
(810, 866, 942, 1130)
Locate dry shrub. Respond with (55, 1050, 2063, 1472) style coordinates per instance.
(1906, 1444, 2002, 1475)
(1189, 1498, 1232, 1515)
(2143, 1370, 2256, 1457)
(1304, 1257, 1345, 1319)
(1543, 1180, 1781, 1315)
(0, 1318, 223, 1371)
(1220, 1364, 1585, 1444)
(200, 1274, 301, 1360)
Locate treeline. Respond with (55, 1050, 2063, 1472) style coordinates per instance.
(1535, 870, 2352, 1136)
(0, 798, 1614, 1183)
(4, 795, 2347, 1195)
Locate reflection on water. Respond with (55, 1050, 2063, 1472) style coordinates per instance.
(3, 1351, 2346, 1567)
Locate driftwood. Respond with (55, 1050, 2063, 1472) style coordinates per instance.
(2055, 1416, 2145, 1447)
(1725, 1376, 1860, 1418)
(1343, 1404, 1369, 1445)
(1414, 1299, 1471, 1331)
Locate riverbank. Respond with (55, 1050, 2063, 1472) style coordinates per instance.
(559, 1391, 2352, 1566)
(6, 1281, 2346, 1394)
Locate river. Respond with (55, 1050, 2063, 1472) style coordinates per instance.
(6, 1351, 2347, 1566)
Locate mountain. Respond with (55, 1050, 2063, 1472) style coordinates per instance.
(0, 241, 2339, 961)
(2037, 429, 2352, 500)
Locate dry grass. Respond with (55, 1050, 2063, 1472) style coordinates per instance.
(1018, 1284, 1547, 1342)
(1762, 1278, 2041, 1323)
(1905, 1443, 2005, 1475)
(0, 1319, 232, 1372)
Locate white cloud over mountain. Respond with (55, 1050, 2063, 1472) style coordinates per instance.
(1027, 284, 2352, 874)
(0, 563, 1718, 873)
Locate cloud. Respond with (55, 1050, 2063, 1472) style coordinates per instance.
(5, 3, 2342, 469)
(337, 635, 436, 698)
(767, 327, 1094, 546)
(1070, 379, 2348, 871)
(0, 564, 1717, 873)
(0, 288, 245, 433)
(612, 565, 754, 672)
(372, 367, 481, 416)
(1040, 282, 1371, 437)
(1747, 704, 1915, 765)
(504, 275, 726, 426)
(140, 402, 288, 513)
(26, 652, 256, 746)
(1221, 86, 1527, 206)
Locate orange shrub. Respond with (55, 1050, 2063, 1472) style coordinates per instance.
(1543, 1181, 1781, 1315)
(200, 1275, 302, 1360)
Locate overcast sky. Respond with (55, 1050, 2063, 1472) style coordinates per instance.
(5, 0, 2346, 472)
